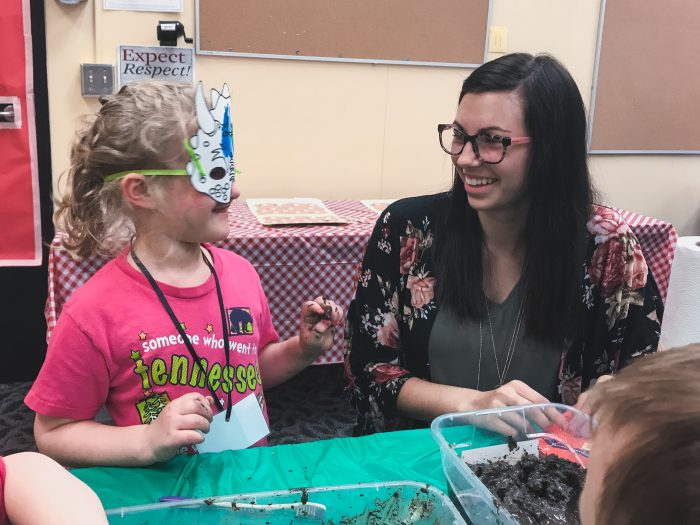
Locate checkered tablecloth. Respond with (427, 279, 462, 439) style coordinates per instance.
(45, 201, 677, 364)
(614, 207, 677, 301)
(46, 200, 378, 364)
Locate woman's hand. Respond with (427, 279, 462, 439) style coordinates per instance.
(466, 380, 567, 436)
(469, 380, 549, 411)
(298, 296, 344, 359)
(142, 392, 214, 463)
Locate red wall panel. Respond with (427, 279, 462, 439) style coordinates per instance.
(0, 0, 41, 265)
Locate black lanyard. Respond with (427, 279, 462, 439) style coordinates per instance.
(131, 245, 233, 421)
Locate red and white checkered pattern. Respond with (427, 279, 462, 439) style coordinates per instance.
(613, 207, 678, 300)
(45, 201, 677, 364)
(45, 200, 377, 364)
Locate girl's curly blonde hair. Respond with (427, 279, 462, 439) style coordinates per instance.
(54, 80, 195, 260)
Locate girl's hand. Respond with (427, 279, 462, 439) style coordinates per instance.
(142, 392, 214, 463)
(299, 296, 344, 359)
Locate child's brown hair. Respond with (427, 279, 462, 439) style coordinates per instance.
(54, 81, 195, 260)
(588, 344, 700, 525)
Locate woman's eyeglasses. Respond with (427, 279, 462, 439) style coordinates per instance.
(438, 124, 531, 164)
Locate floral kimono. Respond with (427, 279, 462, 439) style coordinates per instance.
(344, 193, 663, 435)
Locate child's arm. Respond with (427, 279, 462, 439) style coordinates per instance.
(34, 392, 214, 467)
(3, 452, 108, 525)
(259, 297, 343, 388)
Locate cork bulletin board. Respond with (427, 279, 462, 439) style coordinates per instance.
(588, 0, 700, 154)
(195, 0, 491, 67)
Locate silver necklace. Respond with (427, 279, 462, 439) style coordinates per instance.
(476, 317, 482, 391)
(484, 294, 525, 387)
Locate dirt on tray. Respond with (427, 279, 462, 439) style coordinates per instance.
(472, 453, 585, 525)
(324, 487, 436, 525)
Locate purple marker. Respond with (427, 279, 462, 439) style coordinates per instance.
(159, 496, 191, 502)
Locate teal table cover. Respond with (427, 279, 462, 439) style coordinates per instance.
(72, 428, 448, 510)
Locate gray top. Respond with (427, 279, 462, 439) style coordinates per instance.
(428, 282, 561, 398)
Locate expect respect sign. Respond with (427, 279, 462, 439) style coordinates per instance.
(118, 45, 194, 86)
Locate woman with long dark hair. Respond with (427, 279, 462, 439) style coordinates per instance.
(345, 53, 662, 435)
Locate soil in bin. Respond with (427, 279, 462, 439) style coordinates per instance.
(472, 453, 585, 525)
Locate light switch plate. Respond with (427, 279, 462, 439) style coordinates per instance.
(489, 26, 508, 54)
(81, 64, 114, 96)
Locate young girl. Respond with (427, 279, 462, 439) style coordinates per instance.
(25, 81, 342, 467)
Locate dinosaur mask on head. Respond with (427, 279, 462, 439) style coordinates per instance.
(105, 82, 236, 204)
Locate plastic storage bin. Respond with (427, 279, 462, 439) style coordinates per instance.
(105, 480, 468, 524)
(430, 403, 592, 525)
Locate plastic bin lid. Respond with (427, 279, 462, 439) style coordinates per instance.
(105, 480, 468, 524)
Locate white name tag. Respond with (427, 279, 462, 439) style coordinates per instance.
(196, 393, 270, 453)
(461, 439, 539, 465)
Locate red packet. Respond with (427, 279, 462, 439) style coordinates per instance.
(538, 428, 591, 463)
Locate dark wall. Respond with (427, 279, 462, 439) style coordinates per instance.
(0, 1, 53, 383)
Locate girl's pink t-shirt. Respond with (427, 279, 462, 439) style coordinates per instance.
(26, 246, 279, 439)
